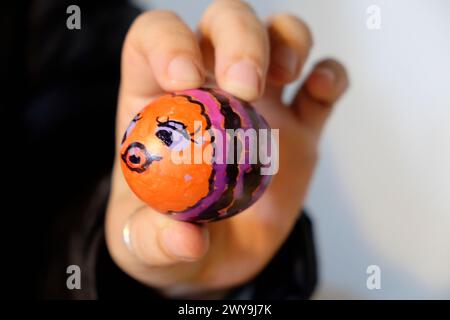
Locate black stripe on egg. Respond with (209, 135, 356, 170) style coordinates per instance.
(224, 101, 265, 217)
(196, 89, 242, 221)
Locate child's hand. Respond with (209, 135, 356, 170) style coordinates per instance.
(106, 0, 348, 297)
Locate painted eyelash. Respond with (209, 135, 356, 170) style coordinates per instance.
(156, 116, 186, 128)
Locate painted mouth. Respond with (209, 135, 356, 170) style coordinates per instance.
(121, 142, 162, 173)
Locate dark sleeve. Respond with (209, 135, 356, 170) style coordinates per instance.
(66, 176, 318, 300)
(13, 0, 141, 298)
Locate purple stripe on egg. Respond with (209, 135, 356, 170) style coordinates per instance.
(173, 89, 229, 220)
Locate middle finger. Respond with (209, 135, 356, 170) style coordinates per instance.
(199, 0, 269, 101)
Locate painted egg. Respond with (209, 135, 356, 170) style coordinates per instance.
(120, 88, 274, 222)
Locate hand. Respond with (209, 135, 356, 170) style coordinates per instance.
(105, 0, 348, 297)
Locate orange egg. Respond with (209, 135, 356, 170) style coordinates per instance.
(120, 88, 272, 222)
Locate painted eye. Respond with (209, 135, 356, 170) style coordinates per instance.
(121, 142, 151, 173)
(155, 129, 173, 146)
(155, 120, 191, 151)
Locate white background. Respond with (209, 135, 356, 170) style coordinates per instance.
(134, 0, 450, 299)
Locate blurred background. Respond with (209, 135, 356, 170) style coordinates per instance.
(134, 0, 450, 299)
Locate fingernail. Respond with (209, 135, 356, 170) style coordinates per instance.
(224, 60, 261, 100)
(313, 66, 336, 85)
(123, 220, 133, 252)
(273, 45, 299, 76)
(168, 56, 202, 85)
(160, 224, 198, 261)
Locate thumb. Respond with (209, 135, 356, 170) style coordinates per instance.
(105, 162, 210, 272)
(122, 206, 209, 266)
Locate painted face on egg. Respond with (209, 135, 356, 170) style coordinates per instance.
(120, 88, 272, 222)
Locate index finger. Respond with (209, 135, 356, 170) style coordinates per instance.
(118, 10, 205, 138)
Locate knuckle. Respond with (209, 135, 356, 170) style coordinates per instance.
(269, 13, 313, 48)
(201, 0, 258, 34)
(200, 6, 269, 65)
(128, 10, 196, 52)
(131, 11, 155, 31)
(210, 0, 254, 13)
(215, 11, 268, 46)
(130, 10, 182, 36)
(227, 0, 255, 14)
(138, 10, 180, 24)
